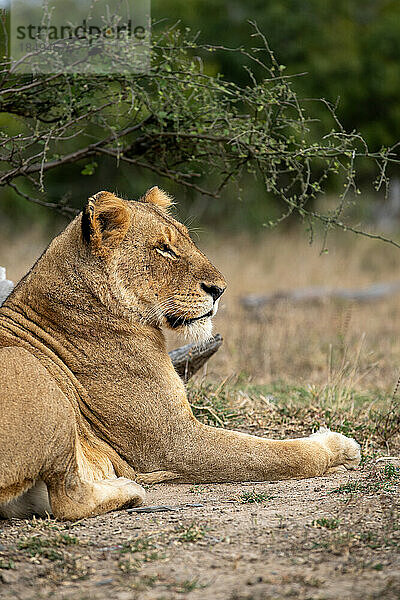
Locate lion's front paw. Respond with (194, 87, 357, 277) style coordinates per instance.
(310, 427, 361, 471)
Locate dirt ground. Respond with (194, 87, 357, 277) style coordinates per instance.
(0, 463, 399, 600)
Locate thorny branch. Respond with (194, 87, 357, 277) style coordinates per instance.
(0, 23, 399, 247)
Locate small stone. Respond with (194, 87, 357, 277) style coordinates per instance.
(95, 578, 113, 586)
(248, 554, 258, 563)
(247, 576, 263, 585)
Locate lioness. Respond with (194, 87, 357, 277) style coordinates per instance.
(0, 188, 360, 520)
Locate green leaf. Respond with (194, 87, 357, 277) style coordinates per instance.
(81, 162, 98, 176)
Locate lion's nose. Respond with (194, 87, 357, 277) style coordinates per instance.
(201, 283, 225, 302)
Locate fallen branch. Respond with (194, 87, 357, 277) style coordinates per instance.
(169, 334, 223, 382)
(0, 267, 223, 382)
(126, 503, 204, 513)
(241, 280, 400, 310)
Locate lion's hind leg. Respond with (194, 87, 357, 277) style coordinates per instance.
(0, 346, 145, 520)
(47, 438, 146, 521)
(48, 474, 145, 521)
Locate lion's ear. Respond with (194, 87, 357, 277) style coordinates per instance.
(81, 191, 131, 256)
(143, 186, 173, 209)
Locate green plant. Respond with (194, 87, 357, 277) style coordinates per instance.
(1, 18, 397, 245)
(331, 481, 363, 495)
(188, 380, 244, 428)
(0, 559, 15, 570)
(384, 463, 400, 479)
(18, 540, 61, 562)
(359, 532, 381, 549)
(119, 537, 164, 564)
(331, 464, 399, 496)
(173, 578, 207, 593)
(17, 533, 79, 562)
(176, 523, 207, 542)
(119, 537, 153, 554)
(118, 557, 142, 573)
(237, 490, 272, 504)
(311, 518, 340, 530)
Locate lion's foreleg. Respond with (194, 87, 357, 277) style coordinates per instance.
(158, 422, 360, 483)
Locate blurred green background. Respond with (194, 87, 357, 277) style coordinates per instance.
(1, 0, 400, 232)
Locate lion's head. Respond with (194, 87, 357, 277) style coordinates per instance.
(80, 188, 226, 343)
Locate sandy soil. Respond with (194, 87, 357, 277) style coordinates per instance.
(0, 464, 399, 600)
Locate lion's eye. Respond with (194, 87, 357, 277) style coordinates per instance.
(156, 244, 178, 259)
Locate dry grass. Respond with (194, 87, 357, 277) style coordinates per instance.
(197, 229, 400, 394)
(0, 223, 61, 282)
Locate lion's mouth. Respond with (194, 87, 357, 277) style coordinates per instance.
(165, 309, 213, 329)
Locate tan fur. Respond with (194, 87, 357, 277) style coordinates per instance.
(0, 188, 360, 520)
(142, 186, 173, 208)
(87, 191, 131, 257)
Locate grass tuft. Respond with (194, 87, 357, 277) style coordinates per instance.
(237, 490, 272, 503)
(176, 523, 207, 543)
(331, 464, 399, 496)
(17, 533, 79, 562)
(311, 518, 340, 530)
